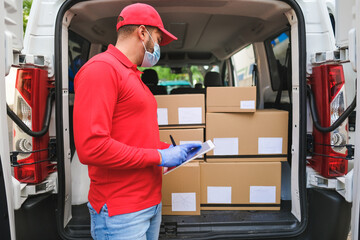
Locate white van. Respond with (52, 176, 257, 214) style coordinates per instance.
(1, 0, 360, 239)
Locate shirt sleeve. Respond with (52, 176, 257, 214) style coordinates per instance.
(73, 61, 160, 169)
(159, 141, 171, 149)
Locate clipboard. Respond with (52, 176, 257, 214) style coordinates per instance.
(163, 140, 215, 175)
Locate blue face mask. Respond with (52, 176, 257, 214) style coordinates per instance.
(141, 29, 160, 67)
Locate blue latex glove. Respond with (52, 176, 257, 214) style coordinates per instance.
(158, 143, 202, 167)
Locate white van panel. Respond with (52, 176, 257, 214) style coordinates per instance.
(4, 0, 23, 52)
(0, 55, 16, 240)
(335, 0, 356, 48)
(71, 151, 90, 205)
(351, 1, 360, 239)
(296, 0, 336, 74)
(1, 0, 23, 238)
(4, 0, 23, 75)
(23, 0, 65, 77)
(1, 13, 16, 240)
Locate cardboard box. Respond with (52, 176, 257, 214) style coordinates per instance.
(159, 128, 205, 160)
(206, 87, 256, 113)
(206, 109, 288, 160)
(155, 94, 205, 127)
(159, 128, 204, 146)
(200, 162, 281, 210)
(162, 162, 201, 215)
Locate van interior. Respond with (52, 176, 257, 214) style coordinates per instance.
(63, 0, 301, 238)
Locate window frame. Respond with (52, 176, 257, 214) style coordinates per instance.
(264, 29, 291, 92)
(231, 44, 256, 87)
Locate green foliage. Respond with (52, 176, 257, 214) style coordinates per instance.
(190, 65, 205, 84)
(23, 0, 32, 33)
(139, 66, 178, 81)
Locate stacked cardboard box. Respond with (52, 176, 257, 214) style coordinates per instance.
(206, 86, 256, 113)
(155, 94, 205, 129)
(156, 94, 205, 215)
(206, 109, 288, 162)
(157, 86, 288, 213)
(162, 162, 201, 215)
(202, 86, 287, 210)
(200, 162, 281, 210)
(159, 128, 204, 160)
(159, 128, 204, 146)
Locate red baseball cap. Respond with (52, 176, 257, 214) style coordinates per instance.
(116, 3, 177, 46)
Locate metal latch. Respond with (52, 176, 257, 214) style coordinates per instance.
(346, 144, 355, 160)
(306, 134, 314, 157)
(349, 111, 356, 132)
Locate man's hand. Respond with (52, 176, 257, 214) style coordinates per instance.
(158, 143, 202, 167)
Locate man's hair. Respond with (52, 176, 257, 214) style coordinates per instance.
(117, 22, 157, 38)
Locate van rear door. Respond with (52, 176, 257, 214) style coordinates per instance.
(351, 15, 360, 238)
(335, 0, 360, 239)
(0, 0, 23, 239)
(351, 2, 360, 239)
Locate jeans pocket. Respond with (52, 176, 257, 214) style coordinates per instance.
(156, 202, 162, 215)
(87, 202, 97, 215)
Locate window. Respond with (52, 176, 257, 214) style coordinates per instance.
(329, 13, 335, 35)
(68, 31, 90, 157)
(139, 65, 219, 85)
(231, 44, 255, 87)
(265, 31, 291, 92)
(139, 65, 220, 94)
(68, 30, 90, 93)
(222, 61, 230, 86)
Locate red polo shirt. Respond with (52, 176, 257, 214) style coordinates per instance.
(73, 44, 169, 216)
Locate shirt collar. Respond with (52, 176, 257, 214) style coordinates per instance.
(107, 44, 142, 74)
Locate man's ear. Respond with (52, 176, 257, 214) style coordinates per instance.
(137, 25, 147, 42)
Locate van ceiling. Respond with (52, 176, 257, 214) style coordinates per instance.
(69, 0, 291, 61)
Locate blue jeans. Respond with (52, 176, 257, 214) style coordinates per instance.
(87, 202, 162, 240)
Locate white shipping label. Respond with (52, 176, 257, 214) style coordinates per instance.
(240, 100, 255, 109)
(250, 186, 276, 203)
(157, 108, 168, 125)
(207, 186, 232, 203)
(258, 137, 283, 154)
(213, 138, 238, 155)
(178, 107, 202, 124)
(172, 193, 196, 211)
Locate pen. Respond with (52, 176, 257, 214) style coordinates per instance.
(169, 135, 176, 146)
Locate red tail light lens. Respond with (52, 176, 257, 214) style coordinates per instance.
(308, 64, 348, 178)
(13, 68, 51, 183)
(16, 70, 33, 105)
(328, 65, 345, 101)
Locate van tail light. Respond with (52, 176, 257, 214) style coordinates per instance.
(13, 68, 52, 183)
(308, 64, 348, 178)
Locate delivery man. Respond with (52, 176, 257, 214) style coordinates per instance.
(73, 3, 201, 240)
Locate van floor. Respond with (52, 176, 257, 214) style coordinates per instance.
(66, 200, 296, 237)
